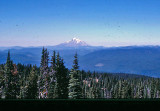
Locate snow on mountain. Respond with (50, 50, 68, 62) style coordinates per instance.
(57, 38, 89, 47)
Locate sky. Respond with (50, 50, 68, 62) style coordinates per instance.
(0, 0, 160, 47)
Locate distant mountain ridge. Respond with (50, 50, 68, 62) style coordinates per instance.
(1, 39, 160, 77)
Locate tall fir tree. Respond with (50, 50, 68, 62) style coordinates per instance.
(4, 51, 19, 99)
(68, 53, 82, 99)
(26, 65, 38, 99)
(38, 47, 49, 99)
(0, 64, 5, 98)
(54, 52, 69, 99)
(48, 51, 56, 98)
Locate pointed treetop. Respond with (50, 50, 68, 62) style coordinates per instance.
(72, 52, 79, 70)
(6, 50, 11, 63)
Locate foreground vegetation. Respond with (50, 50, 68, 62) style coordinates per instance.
(0, 48, 160, 99)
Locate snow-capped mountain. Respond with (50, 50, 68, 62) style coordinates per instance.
(57, 38, 89, 47)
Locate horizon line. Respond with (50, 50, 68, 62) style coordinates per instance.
(0, 44, 160, 48)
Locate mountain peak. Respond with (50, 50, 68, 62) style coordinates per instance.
(71, 37, 82, 43)
(58, 38, 89, 47)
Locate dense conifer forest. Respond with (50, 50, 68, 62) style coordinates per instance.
(0, 47, 160, 99)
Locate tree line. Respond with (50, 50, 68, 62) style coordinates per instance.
(0, 48, 160, 99)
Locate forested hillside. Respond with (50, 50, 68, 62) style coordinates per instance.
(0, 48, 160, 99)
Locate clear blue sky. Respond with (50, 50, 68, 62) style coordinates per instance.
(0, 0, 160, 47)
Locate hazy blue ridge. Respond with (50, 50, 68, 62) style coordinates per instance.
(1, 45, 160, 77)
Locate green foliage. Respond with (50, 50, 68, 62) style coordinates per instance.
(0, 64, 5, 98)
(1, 49, 160, 99)
(26, 65, 38, 99)
(4, 51, 20, 99)
(68, 53, 82, 99)
(48, 51, 56, 98)
(38, 47, 49, 99)
(54, 53, 69, 99)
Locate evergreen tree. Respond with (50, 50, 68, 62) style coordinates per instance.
(48, 51, 56, 98)
(38, 47, 49, 99)
(55, 52, 69, 99)
(4, 51, 19, 99)
(2, 49, 160, 99)
(26, 65, 38, 99)
(51, 50, 56, 70)
(68, 53, 82, 99)
(0, 64, 5, 98)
